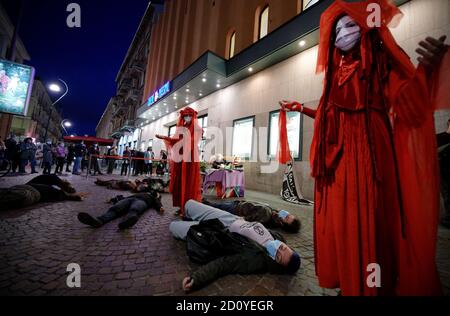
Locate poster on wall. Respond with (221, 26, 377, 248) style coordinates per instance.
(0, 59, 35, 116)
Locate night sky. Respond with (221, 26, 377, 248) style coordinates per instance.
(2, 0, 164, 136)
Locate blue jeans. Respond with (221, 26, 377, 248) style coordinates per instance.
(72, 157, 82, 174)
(169, 200, 239, 240)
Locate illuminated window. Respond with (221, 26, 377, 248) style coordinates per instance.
(229, 32, 236, 59)
(303, 0, 320, 10)
(259, 6, 269, 40)
(198, 115, 208, 161)
(268, 111, 302, 160)
(168, 125, 177, 137)
(232, 117, 255, 159)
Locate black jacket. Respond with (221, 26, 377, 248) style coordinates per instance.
(187, 219, 289, 291)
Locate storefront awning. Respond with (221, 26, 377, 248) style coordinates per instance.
(63, 136, 114, 147)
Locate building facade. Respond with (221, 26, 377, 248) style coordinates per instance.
(0, 2, 31, 140)
(95, 3, 154, 153)
(113, 0, 450, 198)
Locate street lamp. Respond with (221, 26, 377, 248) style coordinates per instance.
(44, 78, 69, 141)
(61, 119, 73, 136)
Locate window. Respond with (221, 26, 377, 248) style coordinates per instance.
(259, 6, 269, 40)
(268, 111, 302, 160)
(198, 115, 208, 161)
(303, 0, 320, 10)
(229, 32, 236, 59)
(168, 125, 177, 137)
(232, 117, 255, 159)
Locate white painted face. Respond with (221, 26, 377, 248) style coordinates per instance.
(184, 116, 192, 123)
(335, 15, 361, 52)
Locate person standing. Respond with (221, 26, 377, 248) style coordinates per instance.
(89, 144, 102, 176)
(5, 134, 19, 173)
(278, 0, 446, 296)
(144, 147, 154, 176)
(42, 141, 53, 175)
(107, 146, 117, 174)
(66, 143, 75, 172)
(156, 107, 203, 216)
(121, 146, 131, 176)
(19, 138, 37, 174)
(54, 142, 66, 175)
(72, 141, 85, 175)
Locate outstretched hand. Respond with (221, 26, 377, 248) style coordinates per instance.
(182, 277, 194, 292)
(416, 36, 447, 72)
(155, 134, 167, 140)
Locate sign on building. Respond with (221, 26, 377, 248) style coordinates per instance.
(147, 81, 171, 107)
(0, 59, 35, 116)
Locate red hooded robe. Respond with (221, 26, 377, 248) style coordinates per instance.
(279, 0, 448, 295)
(163, 107, 203, 215)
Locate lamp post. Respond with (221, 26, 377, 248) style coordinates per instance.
(44, 79, 69, 141)
(61, 119, 73, 136)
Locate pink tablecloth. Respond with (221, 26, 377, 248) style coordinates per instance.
(203, 169, 245, 197)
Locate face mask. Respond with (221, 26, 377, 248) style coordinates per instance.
(265, 240, 282, 260)
(335, 15, 361, 52)
(278, 210, 290, 220)
(184, 116, 192, 123)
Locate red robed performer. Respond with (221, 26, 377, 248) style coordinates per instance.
(156, 107, 203, 216)
(278, 0, 449, 295)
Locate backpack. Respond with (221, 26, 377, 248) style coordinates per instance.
(186, 219, 237, 264)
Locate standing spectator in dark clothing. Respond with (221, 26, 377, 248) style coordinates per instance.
(134, 150, 145, 176)
(72, 141, 85, 175)
(107, 146, 117, 174)
(66, 144, 75, 172)
(438, 119, 450, 229)
(5, 135, 19, 173)
(144, 147, 155, 176)
(19, 138, 37, 174)
(121, 147, 131, 176)
(77, 191, 164, 230)
(42, 141, 53, 175)
(54, 142, 66, 175)
(89, 144, 102, 175)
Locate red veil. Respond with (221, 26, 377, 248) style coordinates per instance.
(310, 0, 449, 295)
(163, 107, 203, 215)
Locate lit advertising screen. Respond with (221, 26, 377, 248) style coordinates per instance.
(0, 59, 35, 116)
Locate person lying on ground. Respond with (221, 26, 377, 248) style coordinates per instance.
(95, 177, 169, 193)
(94, 178, 137, 191)
(27, 174, 76, 193)
(0, 175, 86, 211)
(170, 200, 301, 293)
(77, 190, 165, 230)
(202, 198, 301, 233)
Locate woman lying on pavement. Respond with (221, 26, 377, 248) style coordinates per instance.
(77, 190, 165, 230)
(0, 174, 87, 211)
(94, 178, 168, 193)
(170, 200, 301, 293)
(202, 198, 301, 233)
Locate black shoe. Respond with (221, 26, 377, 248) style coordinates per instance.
(77, 213, 103, 228)
(118, 216, 138, 230)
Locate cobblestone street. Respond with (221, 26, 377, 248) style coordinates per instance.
(0, 173, 449, 296)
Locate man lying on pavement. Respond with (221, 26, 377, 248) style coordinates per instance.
(203, 198, 301, 233)
(170, 200, 301, 293)
(77, 190, 164, 230)
(0, 174, 86, 211)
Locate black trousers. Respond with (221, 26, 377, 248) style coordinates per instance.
(97, 198, 148, 225)
(42, 162, 52, 175)
(121, 162, 129, 176)
(55, 157, 65, 174)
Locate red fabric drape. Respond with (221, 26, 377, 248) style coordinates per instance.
(310, 0, 448, 296)
(163, 107, 203, 215)
(276, 110, 292, 164)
